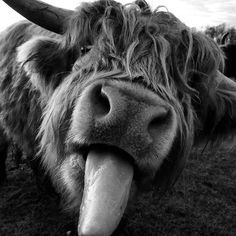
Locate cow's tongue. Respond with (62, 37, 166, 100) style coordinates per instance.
(78, 148, 134, 236)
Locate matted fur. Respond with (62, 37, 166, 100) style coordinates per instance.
(0, 0, 236, 217)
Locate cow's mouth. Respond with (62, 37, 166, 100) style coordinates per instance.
(76, 144, 135, 236)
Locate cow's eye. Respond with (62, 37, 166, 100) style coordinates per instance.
(80, 46, 91, 55)
(132, 76, 149, 88)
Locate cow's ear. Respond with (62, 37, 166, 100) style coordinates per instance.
(197, 71, 236, 141)
(17, 36, 71, 98)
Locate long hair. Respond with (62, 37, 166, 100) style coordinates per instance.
(36, 0, 225, 194)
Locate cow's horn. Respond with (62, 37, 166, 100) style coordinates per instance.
(221, 32, 230, 45)
(3, 0, 73, 34)
(216, 71, 236, 91)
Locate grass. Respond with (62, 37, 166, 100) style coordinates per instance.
(0, 143, 235, 236)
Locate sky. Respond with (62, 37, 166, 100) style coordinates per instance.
(0, 0, 235, 31)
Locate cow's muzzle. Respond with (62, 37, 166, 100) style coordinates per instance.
(70, 79, 173, 159)
(67, 79, 177, 236)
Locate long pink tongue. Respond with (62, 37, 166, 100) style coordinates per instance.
(78, 148, 134, 236)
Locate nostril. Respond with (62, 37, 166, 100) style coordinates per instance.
(148, 108, 170, 137)
(93, 85, 111, 118)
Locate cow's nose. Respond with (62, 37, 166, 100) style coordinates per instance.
(93, 82, 169, 134)
(72, 80, 172, 158)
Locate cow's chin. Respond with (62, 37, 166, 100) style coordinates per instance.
(60, 144, 136, 236)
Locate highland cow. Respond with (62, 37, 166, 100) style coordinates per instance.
(0, 0, 236, 235)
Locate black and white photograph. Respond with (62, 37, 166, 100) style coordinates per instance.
(0, 0, 235, 235)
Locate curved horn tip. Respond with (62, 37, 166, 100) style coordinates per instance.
(221, 32, 230, 45)
(3, 0, 74, 34)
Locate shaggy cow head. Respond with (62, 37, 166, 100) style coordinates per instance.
(4, 0, 236, 235)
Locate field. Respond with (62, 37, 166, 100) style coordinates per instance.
(0, 143, 235, 236)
